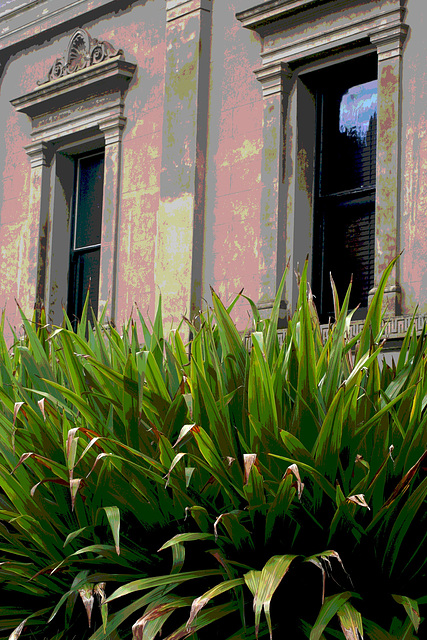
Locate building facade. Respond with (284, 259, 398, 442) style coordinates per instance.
(0, 0, 425, 340)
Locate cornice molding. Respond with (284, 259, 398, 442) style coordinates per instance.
(0, 0, 126, 52)
(11, 29, 136, 145)
(11, 56, 136, 119)
(237, 0, 408, 66)
(236, 0, 330, 29)
(166, 0, 211, 22)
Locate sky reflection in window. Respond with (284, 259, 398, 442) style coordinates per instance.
(339, 79, 377, 143)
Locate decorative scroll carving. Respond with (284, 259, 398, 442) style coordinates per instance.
(38, 28, 123, 85)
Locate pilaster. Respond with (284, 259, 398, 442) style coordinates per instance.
(24, 141, 53, 318)
(254, 62, 292, 318)
(98, 116, 127, 321)
(368, 23, 409, 315)
(157, 0, 211, 328)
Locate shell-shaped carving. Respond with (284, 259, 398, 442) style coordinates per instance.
(37, 28, 122, 86)
(67, 29, 91, 73)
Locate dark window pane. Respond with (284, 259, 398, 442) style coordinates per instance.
(315, 198, 375, 320)
(68, 248, 101, 324)
(74, 153, 104, 249)
(68, 150, 104, 327)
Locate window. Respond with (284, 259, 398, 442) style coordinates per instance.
(67, 150, 105, 325)
(237, 0, 407, 321)
(11, 28, 135, 326)
(312, 56, 377, 321)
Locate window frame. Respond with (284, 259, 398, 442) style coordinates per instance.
(311, 55, 378, 320)
(237, 0, 408, 319)
(11, 29, 135, 326)
(67, 148, 105, 326)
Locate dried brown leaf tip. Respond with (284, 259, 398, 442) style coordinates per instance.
(37, 398, 47, 420)
(244, 453, 260, 485)
(173, 423, 199, 448)
(283, 463, 304, 500)
(8, 618, 27, 640)
(79, 584, 94, 627)
(346, 494, 370, 510)
(13, 401, 25, 424)
(132, 602, 178, 640)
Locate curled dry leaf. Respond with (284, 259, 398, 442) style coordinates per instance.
(94, 582, 106, 604)
(11, 452, 57, 475)
(346, 494, 370, 510)
(213, 513, 225, 539)
(37, 398, 46, 420)
(173, 423, 199, 448)
(30, 477, 68, 497)
(186, 578, 244, 631)
(79, 584, 94, 627)
(13, 402, 25, 427)
(8, 618, 27, 640)
(186, 597, 209, 631)
(243, 453, 258, 485)
(86, 452, 112, 479)
(306, 550, 352, 603)
(66, 427, 80, 458)
(283, 463, 304, 500)
(132, 602, 178, 640)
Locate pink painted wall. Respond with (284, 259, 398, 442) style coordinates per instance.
(203, 1, 264, 328)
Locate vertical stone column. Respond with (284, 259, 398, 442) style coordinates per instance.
(254, 62, 292, 319)
(370, 24, 408, 315)
(157, 0, 212, 326)
(98, 115, 126, 322)
(25, 140, 53, 320)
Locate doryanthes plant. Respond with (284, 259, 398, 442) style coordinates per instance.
(0, 258, 425, 639)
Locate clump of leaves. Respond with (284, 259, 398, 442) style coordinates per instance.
(0, 258, 425, 639)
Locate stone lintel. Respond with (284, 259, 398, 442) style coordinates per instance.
(11, 58, 136, 119)
(236, 0, 329, 29)
(237, 0, 405, 31)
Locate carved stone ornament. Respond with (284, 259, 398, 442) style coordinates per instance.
(38, 28, 123, 85)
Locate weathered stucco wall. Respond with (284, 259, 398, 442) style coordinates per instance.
(203, 0, 263, 327)
(1, 0, 427, 341)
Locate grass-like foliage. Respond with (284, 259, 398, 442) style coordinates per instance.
(0, 259, 426, 639)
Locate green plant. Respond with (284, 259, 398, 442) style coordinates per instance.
(0, 260, 425, 639)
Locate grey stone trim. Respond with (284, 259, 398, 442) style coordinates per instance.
(237, 0, 406, 65)
(244, 314, 427, 350)
(166, 0, 211, 22)
(37, 28, 122, 85)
